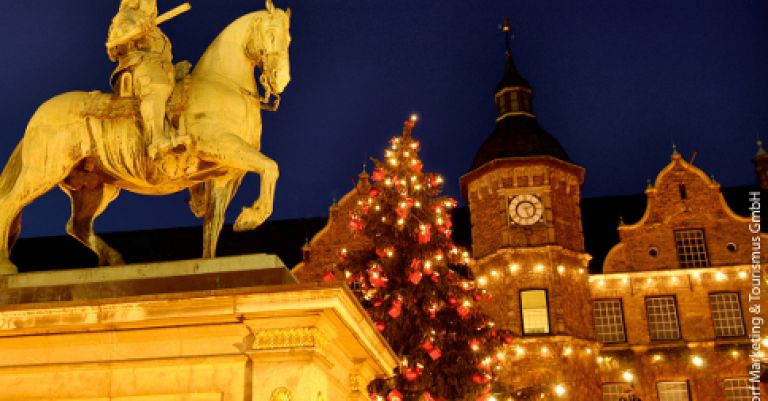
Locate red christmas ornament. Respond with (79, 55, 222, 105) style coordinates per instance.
(447, 296, 458, 305)
(387, 389, 404, 401)
(404, 367, 420, 382)
(473, 293, 482, 302)
(422, 392, 435, 401)
(369, 187, 381, 197)
(423, 263, 433, 276)
(349, 217, 364, 232)
(371, 168, 386, 182)
(408, 270, 423, 285)
(411, 162, 423, 173)
(375, 320, 386, 332)
(428, 347, 442, 360)
(387, 299, 403, 318)
(322, 270, 335, 282)
(396, 206, 409, 219)
(417, 224, 432, 244)
(373, 299, 384, 307)
(457, 305, 470, 319)
(410, 258, 421, 270)
(421, 339, 434, 351)
(471, 373, 489, 384)
(468, 338, 481, 350)
(388, 305, 402, 318)
(504, 335, 514, 344)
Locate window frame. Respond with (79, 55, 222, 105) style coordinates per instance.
(673, 228, 710, 268)
(519, 288, 551, 336)
(709, 292, 746, 338)
(723, 377, 753, 401)
(656, 380, 692, 401)
(601, 382, 632, 401)
(593, 298, 628, 343)
(645, 295, 682, 341)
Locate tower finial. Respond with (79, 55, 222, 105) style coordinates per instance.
(757, 138, 766, 157)
(500, 17, 513, 56)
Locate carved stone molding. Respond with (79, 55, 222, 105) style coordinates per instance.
(252, 327, 328, 351)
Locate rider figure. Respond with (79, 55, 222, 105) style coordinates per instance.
(107, 0, 175, 158)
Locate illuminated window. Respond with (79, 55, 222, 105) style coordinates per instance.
(602, 383, 631, 401)
(593, 299, 626, 343)
(674, 229, 709, 268)
(709, 293, 745, 337)
(646, 296, 681, 340)
(520, 290, 549, 335)
(724, 378, 752, 401)
(657, 381, 691, 401)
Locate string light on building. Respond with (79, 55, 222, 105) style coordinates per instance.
(691, 355, 704, 367)
(622, 371, 634, 382)
(508, 263, 520, 273)
(554, 384, 566, 397)
(739, 271, 748, 279)
(714, 272, 726, 281)
(535, 264, 545, 272)
(557, 265, 565, 274)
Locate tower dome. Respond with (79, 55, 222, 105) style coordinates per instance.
(470, 23, 570, 171)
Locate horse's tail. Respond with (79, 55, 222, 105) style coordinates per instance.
(0, 141, 23, 196)
(0, 142, 24, 250)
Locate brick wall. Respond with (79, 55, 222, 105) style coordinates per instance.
(291, 174, 371, 283)
(590, 265, 760, 401)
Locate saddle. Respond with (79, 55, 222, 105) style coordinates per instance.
(82, 61, 192, 129)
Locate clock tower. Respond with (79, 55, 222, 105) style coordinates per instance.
(459, 21, 601, 400)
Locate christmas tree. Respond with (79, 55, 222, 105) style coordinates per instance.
(333, 116, 509, 401)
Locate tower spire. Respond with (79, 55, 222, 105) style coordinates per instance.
(501, 17, 513, 57)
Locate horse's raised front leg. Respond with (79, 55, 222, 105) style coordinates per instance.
(196, 134, 279, 232)
(61, 183, 124, 266)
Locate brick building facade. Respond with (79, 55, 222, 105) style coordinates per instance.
(292, 38, 765, 401)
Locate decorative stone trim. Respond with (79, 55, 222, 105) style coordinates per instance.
(252, 327, 328, 351)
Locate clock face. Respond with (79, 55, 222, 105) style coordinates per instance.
(508, 194, 543, 226)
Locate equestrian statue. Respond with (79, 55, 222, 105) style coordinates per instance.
(0, 0, 292, 274)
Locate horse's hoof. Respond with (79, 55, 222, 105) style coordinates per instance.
(0, 260, 18, 275)
(233, 206, 270, 232)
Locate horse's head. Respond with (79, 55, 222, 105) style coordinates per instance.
(246, 0, 291, 109)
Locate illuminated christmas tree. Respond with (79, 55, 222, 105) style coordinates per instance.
(334, 116, 509, 401)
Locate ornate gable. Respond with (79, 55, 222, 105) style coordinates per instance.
(604, 152, 759, 272)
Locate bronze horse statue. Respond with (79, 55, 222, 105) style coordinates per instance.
(0, 2, 291, 274)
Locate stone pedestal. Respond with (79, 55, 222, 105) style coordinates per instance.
(0, 255, 397, 401)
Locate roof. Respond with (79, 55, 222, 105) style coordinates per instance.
(10, 186, 757, 275)
(496, 53, 531, 92)
(470, 114, 571, 170)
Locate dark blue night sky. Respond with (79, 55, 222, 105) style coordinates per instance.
(0, 0, 765, 238)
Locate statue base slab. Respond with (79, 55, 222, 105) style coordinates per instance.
(0, 254, 295, 306)
(0, 255, 396, 401)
